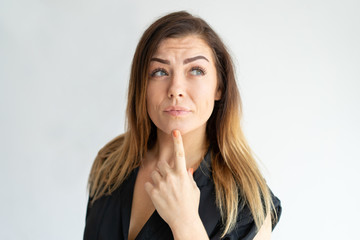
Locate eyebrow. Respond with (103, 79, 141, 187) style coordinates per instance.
(183, 55, 209, 64)
(150, 58, 170, 65)
(150, 55, 209, 65)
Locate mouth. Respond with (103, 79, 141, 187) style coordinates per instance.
(164, 106, 191, 116)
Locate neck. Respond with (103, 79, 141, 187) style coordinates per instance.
(147, 126, 208, 170)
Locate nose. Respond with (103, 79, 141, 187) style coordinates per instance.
(167, 73, 185, 99)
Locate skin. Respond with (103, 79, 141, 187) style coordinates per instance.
(254, 214, 272, 240)
(128, 36, 271, 240)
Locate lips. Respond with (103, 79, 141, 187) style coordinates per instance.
(164, 106, 191, 116)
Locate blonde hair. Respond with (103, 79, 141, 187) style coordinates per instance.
(88, 11, 275, 237)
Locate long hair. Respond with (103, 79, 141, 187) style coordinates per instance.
(88, 11, 275, 236)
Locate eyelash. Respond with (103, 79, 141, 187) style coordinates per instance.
(191, 66, 206, 75)
(150, 68, 169, 77)
(150, 66, 207, 77)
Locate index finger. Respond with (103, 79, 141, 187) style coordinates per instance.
(172, 130, 187, 172)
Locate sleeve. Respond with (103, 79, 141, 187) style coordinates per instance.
(83, 196, 97, 240)
(83, 196, 109, 240)
(270, 190, 282, 231)
(221, 190, 282, 240)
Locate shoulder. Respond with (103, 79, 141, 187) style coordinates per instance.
(96, 134, 126, 162)
(206, 148, 282, 239)
(88, 133, 127, 194)
(222, 190, 282, 240)
(84, 167, 138, 239)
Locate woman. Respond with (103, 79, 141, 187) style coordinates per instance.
(84, 11, 281, 240)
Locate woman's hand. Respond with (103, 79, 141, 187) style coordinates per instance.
(144, 130, 208, 240)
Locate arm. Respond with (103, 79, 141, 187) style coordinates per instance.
(253, 214, 272, 240)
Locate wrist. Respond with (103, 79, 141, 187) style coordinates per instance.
(170, 215, 209, 240)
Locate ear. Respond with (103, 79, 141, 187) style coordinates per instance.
(215, 88, 222, 101)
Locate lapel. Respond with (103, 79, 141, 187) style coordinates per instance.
(195, 150, 222, 237)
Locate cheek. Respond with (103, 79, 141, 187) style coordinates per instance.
(146, 82, 164, 119)
(200, 81, 218, 116)
(204, 98, 215, 113)
(195, 80, 218, 102)
(194, 88, 216, 115)
(146, 83, 159, 105)
(146, 85, 155, 117)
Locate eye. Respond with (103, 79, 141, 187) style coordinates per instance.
(151, 68, 168, 77)
(190, 67, 206, 76)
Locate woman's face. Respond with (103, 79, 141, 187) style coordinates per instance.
(146, 35, 221, 135)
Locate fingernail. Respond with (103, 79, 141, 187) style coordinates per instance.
(172, 130, 178, 138)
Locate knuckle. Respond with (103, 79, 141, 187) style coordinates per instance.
(151, 170, 159, 180)
(165, 173, 174, 183)
(176, 151, 184, 158)
(150, 188, 158, 196)
(158, 181, 166, 191)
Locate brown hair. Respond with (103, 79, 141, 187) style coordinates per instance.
(88, 11, 275, 236)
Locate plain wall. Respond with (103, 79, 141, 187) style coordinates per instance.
(1, 0, 359, 239)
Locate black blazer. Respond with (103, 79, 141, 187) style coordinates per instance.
(84, 150, 282, 240)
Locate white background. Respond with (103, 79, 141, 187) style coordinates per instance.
(1, 0, 359, 239)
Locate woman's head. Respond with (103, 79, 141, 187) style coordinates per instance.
(127, 11, 241, 150)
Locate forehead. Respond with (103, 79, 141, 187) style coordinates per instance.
(153, 35, 214, 60)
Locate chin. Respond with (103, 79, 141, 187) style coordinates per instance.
(158, 123, 205, 136)
(160, 127, 189, 135)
